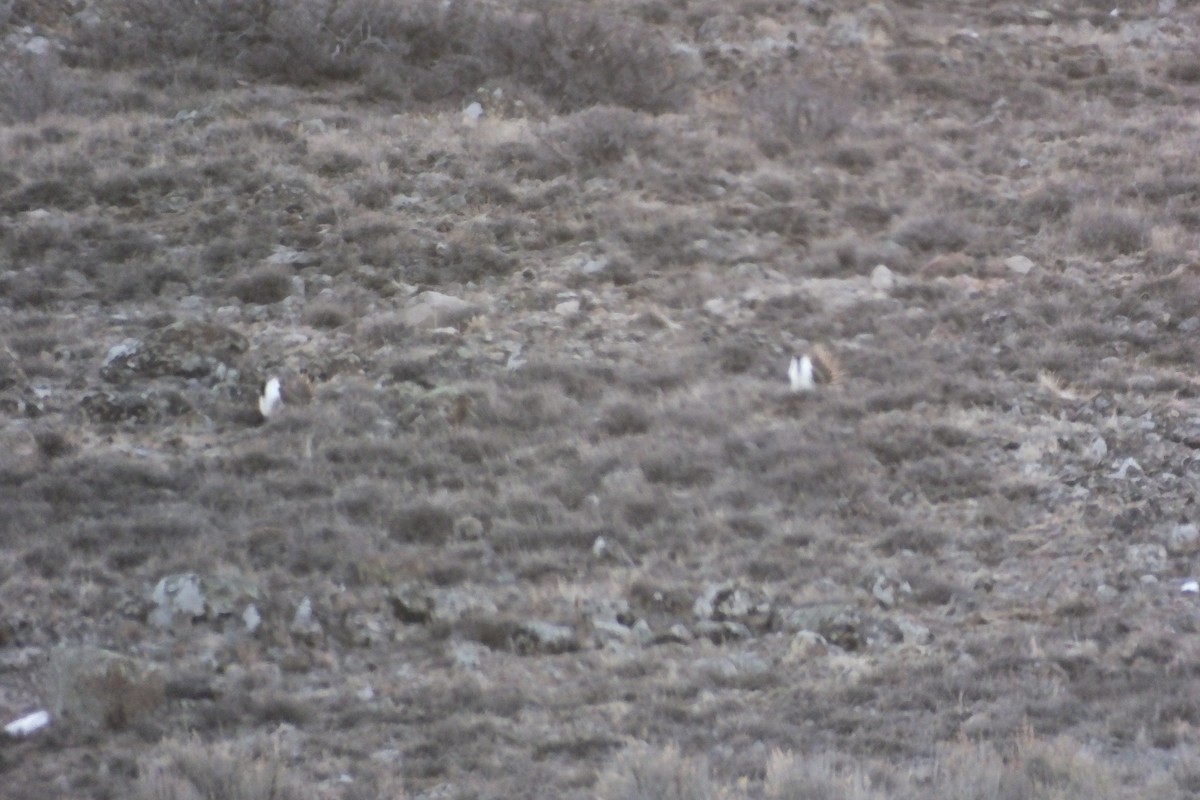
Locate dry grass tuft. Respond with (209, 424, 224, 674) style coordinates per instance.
(764, 749, 885, 800)
(135, 737, 318, 800)
(1072, 205, 1149, 255)
(893, 214, 979, 254)
(595, 742, 716, 800)
(746, 78, 852, 156)
(75, 0, 691, 112)
(0, 52, 68, 123)
(598, 401, 652, 437)
(929, 734, 1127, 800)
(303, 300, 351, 329)
(547, 106, 660, 172)
(227, 264, 293, 305)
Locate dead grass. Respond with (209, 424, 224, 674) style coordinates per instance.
(746, 78, 852, 157)
(927, 734, 1130, 800)
(227, 264, 293, 305)
(0, 52, 68, 123)
(135, 738, 318, 800)
(595, 742, 716, 800)
(764, 749, 884, 800)
(1073, 205, 1150, 255)
(74, 0, 691, 112)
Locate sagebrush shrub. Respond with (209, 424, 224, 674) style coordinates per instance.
(74, 0, 691, 112)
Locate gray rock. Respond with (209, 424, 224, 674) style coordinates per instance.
(696, 652, 769, 680)
(389, 584, 435, 625)
(1166, 523, 1200, 555)
(242, 604, 262, 633)
(453, 516, 485, 540)
(1003, 255, 1035, 275)
(342, 613, 387, 648)
(1127, 543, 1167, 574)
(631, 619, 654, 646)
(402, 291, 481, 330)
(45, 646, 165, 734)
(149, 573, 207, 627)
(579, 257, 610, 276)
(592, 619, 633, 647)
(450, 641, 486, 671)
(101, 320, 248, 385)
(1110, 457, 1143, 480)
(693, 581, 773, 631)
(694, 619, 753, 643)
(667, 623, 694, 642)
(0, 646, 44, 672)
(870, 263, 895, 292)
(0, 341, 27, 392)
(786, 631, 829, 661)
(22, 36, 52, 56)
(872, 574, 912, 608)
(149, 572, 259, 628)
(82, 387, 195, 424)
(203, 573, 261, 618)
(894, 617, 932, 645)
(778, 603, 865, 651)
(511, 620, 579, 655)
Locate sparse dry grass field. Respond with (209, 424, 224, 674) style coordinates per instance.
(2, 0, 1200, 797)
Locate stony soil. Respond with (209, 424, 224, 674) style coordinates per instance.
(2, 1, 1200, 798)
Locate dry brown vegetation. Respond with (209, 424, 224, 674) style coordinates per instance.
(2, 0, 1200, 798)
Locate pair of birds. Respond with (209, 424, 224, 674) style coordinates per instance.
(258, 346, 839, 419)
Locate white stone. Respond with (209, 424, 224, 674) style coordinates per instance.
(102, 340, 140, 369)
(1004, 255, 1035, 275)
(402, 291, 480, 329)
(22, 37, 51, 56)
(1110, 457, 1143, 480)
(870, 264, 895, 292)
(243, 604, 262, 632)
(1167, 523, 1200, 555)
(150, 573, 207, 625)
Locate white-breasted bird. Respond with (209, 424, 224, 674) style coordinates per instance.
(788, 345, 841, 392)
(259, 377, 283, 419)
(258, 370, 313, 419)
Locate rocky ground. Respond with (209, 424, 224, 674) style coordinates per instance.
(2, 0, 1200, 798)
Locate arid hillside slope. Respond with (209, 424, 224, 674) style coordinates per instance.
(2, 1, 1200, 798)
